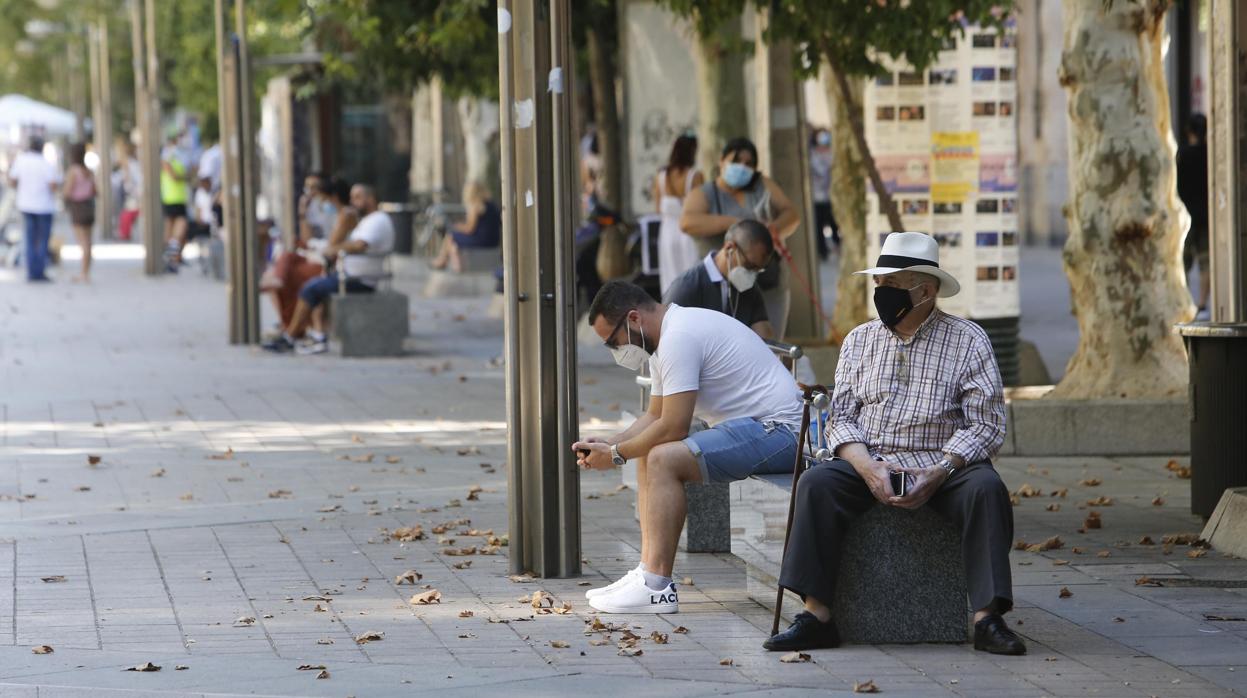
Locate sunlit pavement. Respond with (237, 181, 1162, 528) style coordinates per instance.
(0, 247, 1242, 697)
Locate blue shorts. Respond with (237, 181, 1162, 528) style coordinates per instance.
(684, 417, 799, 483)
(298, 273, 374, 308)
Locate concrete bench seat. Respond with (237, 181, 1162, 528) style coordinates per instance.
(421, 247, 500, 298)
(731, 472, 969, 644)
(330, 290, 410, 357)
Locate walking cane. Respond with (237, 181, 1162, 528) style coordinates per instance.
(771, 383, 829, 637)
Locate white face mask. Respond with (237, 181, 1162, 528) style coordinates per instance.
(610, 321, 650, 372)
(727, 249, 759, 292)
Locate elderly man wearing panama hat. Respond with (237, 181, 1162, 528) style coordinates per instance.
(764, 231, 1025, 656)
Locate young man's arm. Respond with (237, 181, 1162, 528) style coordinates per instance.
(614, 390, 696, 460)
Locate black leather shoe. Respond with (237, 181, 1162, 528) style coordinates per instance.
(974, 614, 1027, 655)
(763, 611, 840, 651)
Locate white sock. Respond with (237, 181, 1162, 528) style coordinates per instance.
(640, 567, 672, 591)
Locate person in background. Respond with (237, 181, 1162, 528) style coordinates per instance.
(263, 183, 386, 356)
(809, 127, 837, 259)
(663, 219, 775, 340)
(298, 172, 337, 243)
(62, 142, 97, 283)
(680, 137, 801, 338)
(261, 177, 359, 331)
(431, 180, 501, 272)
(654, 133, 703, 294)
(1177, 113, 1209, 320)
(160, 137, 190, 271)
(118, 140, 142, 242)
(6, 134, 61, 282)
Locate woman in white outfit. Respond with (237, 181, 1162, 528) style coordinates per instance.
(653, 134, 702, 294)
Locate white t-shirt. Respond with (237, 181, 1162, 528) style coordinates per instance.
(197, 144, 222, 191)
(193, 188, 215, 227)
(343, 210, 394, 283)
(649, 304, 802, 429)
(8, 151, 61, 214)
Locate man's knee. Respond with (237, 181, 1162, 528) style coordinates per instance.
(797, 459, 855, 498)
(646, 442, 697, 483)
(962, 464, 1009, 503)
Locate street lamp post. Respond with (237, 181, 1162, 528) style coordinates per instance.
(497, 0, 581, 578)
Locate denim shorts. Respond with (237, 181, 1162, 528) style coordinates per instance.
(298, 273, 374, 307)
(684, 417, 799, 483)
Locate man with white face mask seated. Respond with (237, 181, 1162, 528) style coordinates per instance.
(572, 281, 803, 614)
(662, 219, 775, 340)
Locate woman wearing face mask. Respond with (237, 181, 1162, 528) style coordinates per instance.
(654, 133, 703, 294)
(680, 137, 801, 337)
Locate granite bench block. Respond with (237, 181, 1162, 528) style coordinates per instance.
(331, 291, 409, 357)
(684, 482, 730, 553)
(832, 505, 969, 644)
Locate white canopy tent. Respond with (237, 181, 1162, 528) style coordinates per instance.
(0, 94, 80, 139)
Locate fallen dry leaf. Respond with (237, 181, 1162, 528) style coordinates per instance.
(316, 638, 334, 645)
(31, 645, 53, 654)
(1023, 535, 1063, 553)
(1086, 496, 1113, 506)
(1136, 576, 1164, 587)
(531, 590, 554, 610)
(267, 489, 292, 499)
(1187, 549, 1208, 559)
(467, 485, 483, 501)
(589, 637, 611, 646)
(124, 662, 162, 672)
(316, 669, 330, 679)
(780, 651, 811, 663)
(1052, 559, 1069, 566)
(87, 455, 101, 465)
(1084, 511, 1102, 529)
(453, 561, 472, 570)
(410, 590, 442, 605)
(1139, 536, 1155, 545)
(234, 616, 256, 627)
(550, 640, 570, 649)
(354, 631, 384, 644)
(1050, 488, 1068, 498)
(317, 505, 341, 513)
(1152, 496, 1165, 506)
(852, 680, 880, 693)
(150, 468, 165, 477)
(207, 448, 235, 461)
(618, 647, 643, 657)
(179, 493, 194, 501)
(458, 610, 474, 618)
(41, 575, 66, 583)
(1072, 547, 1086, 554)
(719, 658, 734, 666)
(1162, 533, 1202, 546)
(1058, 587, 1073, 598)
(1113, 616, 1126, 623)
(649, 631, 669, 644)
(1097, 550, 1112, 558)
(395, 569, 423, 585)
(297, 664, 326, 671)
(1014, 483, 1042, 498)
(352, 434, 365, 444)
(1165, 459, 1192, 478)
(1079, 478, 1102, 487)
(442, 546, 477, 557)
(508, 573, 536, 583)
(1045, 503, 1061, 512)
(673, 626, 689, 634)
(392, 526, 425, 541)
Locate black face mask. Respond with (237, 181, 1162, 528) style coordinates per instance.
(873, 284, 926, 327)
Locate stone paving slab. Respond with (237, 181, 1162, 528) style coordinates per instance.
(0, 253, 1242, 696)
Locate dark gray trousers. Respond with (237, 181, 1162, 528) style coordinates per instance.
(777, 458, 1015, 615)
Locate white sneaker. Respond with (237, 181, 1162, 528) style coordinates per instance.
(588, 573, 678, 614)
(585, 565, 642, 600)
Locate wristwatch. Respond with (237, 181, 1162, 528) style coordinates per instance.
(937, 457, 957, 477)
(610, 443, 627, 467)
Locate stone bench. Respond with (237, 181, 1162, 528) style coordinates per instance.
(731, 473, 969, 644)
(421, 247, 500, 299)
(330, 290, 410, 357)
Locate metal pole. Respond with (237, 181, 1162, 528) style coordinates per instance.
(236, 0, 260, 344)
(216, 0, 241, 343)
(94, 17, 114, 241)
(499, 0, 581, 577)
(142, 0, 163, 275)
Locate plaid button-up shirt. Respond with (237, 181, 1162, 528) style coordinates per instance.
(827, 309, 1006, 470)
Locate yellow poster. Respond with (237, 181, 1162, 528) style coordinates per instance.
(930, 131, 979, 203)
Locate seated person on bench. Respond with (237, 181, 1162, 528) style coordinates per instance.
(431, 180, 500, 272)
(572, 281, 802, 615)
(263, 184, 394, 355)
(662, 219, 775, 340)
(764, 232, 1025, 656)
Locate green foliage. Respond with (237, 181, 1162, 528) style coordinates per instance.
(305, 0, 498, 99)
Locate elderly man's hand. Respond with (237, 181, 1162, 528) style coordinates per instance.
(860, 459, 899, 504)
(571, 441, 613, 470)
(888, 466, 947, 509)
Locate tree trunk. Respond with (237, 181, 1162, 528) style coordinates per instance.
(456, 95, 500, 189)
(1050, 0, 1192, 399)
(693, 15, 749, 177)
(586, 27, 622, 211)
(824, 51, 904, 233)
(823, 68, 870, 343)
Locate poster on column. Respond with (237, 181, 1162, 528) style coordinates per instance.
(863, 19, 1020, 319)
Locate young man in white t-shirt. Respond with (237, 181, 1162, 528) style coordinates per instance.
(573, 281, 802, 614)
(263, 184, 394, 355)
(6, 136, 62, 281)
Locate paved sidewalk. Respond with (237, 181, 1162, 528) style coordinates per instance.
(0, 250, 1242, 697)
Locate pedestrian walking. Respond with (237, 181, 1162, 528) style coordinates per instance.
(6, 135, 61, 282)
(680, 137, 801, 337)
(118, 140, 141, 242)
(62, 142, 97, 282)
(160, 137, 190, 271)
(654, 133, 703, 295)
(809, 127, 837, 258)
(1177, 113, 1209, 320)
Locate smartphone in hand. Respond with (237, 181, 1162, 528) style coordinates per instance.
(889, 470, 906, 497)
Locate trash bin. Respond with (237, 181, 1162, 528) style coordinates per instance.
(380, 202, 416, 255)
(1175, 322, 1247, 517)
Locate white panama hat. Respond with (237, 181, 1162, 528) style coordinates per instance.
(855, 231, 961, 298)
